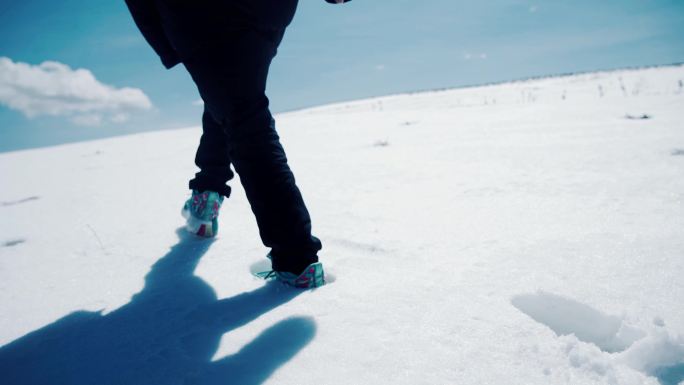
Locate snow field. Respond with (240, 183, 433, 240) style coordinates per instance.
(1, 65, 683, 384)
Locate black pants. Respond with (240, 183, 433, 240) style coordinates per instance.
(158, 0, 321, 274)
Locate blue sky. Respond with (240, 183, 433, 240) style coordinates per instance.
(1, 0, 683, 152)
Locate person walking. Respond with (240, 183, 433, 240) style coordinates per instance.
(125, 0, 350, 288)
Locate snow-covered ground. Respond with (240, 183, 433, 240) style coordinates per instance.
(1, 65, 683, 385)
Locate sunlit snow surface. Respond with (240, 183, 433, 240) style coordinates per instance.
(1, 65, 683, 384)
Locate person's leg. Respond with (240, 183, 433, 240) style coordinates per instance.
(188, 108, 234, 198)
(163, 4, 321, 274)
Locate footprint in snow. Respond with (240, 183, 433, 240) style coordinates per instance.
(512, 291, 684, 385)
(511, 291, 644, 353)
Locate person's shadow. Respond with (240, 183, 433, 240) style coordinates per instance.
(0, 229, 315, 385)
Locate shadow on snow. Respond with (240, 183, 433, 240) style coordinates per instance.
(0, 228, 315, 385)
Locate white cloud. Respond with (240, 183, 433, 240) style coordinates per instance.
(71, 114, 103, 126)
(374, 64, 386, 71)
(110, 113, 130, 123)
(463, 52, 488, 61)
(192, 99, 204, 107)
(0, 57, 152, 125)
(529, 5, 539, 13)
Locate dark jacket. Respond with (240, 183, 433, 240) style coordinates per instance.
(125, 0, 351, 69)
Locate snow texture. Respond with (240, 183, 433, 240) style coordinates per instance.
(1, 65, 684, 384)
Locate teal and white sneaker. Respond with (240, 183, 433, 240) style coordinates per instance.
(181, 190, 223, 237)
(256, 262, 325, 289)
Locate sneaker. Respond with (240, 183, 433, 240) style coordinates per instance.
(260, 262, 325, 289)
(181, 190, 223, 237)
